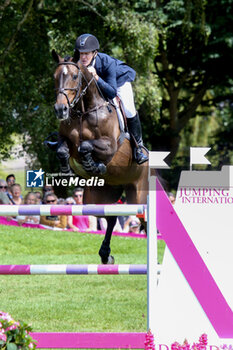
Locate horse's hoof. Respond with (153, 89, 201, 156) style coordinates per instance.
(100, 255, 115, 265)
(107, 255, 115, 264)
(97, 163, 106, 175)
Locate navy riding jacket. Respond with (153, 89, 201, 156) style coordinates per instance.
(94, 52, 136, 100)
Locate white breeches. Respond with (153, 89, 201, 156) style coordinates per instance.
(115, 82, 136, 118)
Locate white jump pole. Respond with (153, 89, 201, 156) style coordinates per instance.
(147, 151, 170, 333)
(147, 173, 157, 331)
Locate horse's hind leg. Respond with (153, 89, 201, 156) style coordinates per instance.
(99, 216, 117, 264)
(85, 184, 123, 264)
(78, 140, 106, 175)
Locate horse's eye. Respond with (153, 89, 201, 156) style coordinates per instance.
(73, 74, 78, 80)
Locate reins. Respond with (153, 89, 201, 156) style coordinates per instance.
(55, 59, 126, 152)
(55, 61, 109, 115)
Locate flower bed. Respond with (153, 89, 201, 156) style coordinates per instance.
(0, 311, 36, 350)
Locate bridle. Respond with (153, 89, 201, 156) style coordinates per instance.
(55, 61, 108, 114)
(55, 61, 95, 110)
(54, 60, 124, 148)
(55, 61, 80, 109)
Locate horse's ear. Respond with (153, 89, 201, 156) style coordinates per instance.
(52, 49, 61, 63)
(72, 50, 79, 63)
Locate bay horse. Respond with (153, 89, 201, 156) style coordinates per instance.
(52, 50, 149, 263)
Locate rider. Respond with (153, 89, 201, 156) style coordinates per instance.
(74, 33, 148, 165)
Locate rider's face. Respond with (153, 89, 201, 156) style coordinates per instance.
(79, 51, 95, 66)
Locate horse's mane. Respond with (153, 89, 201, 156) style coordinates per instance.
(77, 61, 103, 99)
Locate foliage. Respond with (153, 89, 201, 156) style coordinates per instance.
(144, 329, 155, 350)
(210, 99, 233, 168)
(144, 332, 209, 350)
(0, 0, 56, 169)
(171, 333, 208, 350)
(0, 311, 36, 350)
(0, 0, 233, 190)
(151, 0, 233, 154)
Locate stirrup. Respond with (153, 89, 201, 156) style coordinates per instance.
(134, 146, 148, 165)
(44, 132, 59, 151)
(44, 140, 58, 151)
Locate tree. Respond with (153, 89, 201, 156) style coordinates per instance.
(145, 0, 233, 162)
(0, 0, 160, 172)
(0, 0, 56, 167)
(0, 0, 232, 188)
(0, 0, 108, 170)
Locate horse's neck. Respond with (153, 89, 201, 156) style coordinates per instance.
(84, 87, 105, 109)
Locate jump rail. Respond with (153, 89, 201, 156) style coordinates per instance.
(0, 202, 150, 349)
(30, 332, 146, 349)
(0, 152, 167, 348)
(0, 264, 147, 275)
(0, 204, 146, 217)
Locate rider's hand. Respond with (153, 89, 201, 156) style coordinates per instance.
(87, 66, 99, 80)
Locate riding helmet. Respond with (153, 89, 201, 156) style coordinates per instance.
(75, 34, 100, 52)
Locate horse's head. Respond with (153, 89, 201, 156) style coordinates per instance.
(52, 49, 80, 121)
(52, 50, 100, 121)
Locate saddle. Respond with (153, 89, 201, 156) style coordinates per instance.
(112, 96, 130, 146)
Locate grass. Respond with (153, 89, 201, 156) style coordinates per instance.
(0, 225, 165, 349)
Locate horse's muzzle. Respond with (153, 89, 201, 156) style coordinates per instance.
(54, 103, 69, 120)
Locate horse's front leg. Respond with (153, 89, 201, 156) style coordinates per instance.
(56, 136, 72, 174)
(99, 216, 117, 264)
(55, 123, 80, 174)
(44, 132, 72, 174)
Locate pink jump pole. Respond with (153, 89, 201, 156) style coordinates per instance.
(31, 332, 146, 349)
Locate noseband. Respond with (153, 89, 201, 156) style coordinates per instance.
(55, 61, 95, 110)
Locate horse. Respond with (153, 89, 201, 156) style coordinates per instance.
(52, 50, 149, 264)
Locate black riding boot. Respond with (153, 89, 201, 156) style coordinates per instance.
(127, 114, 148, 165)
